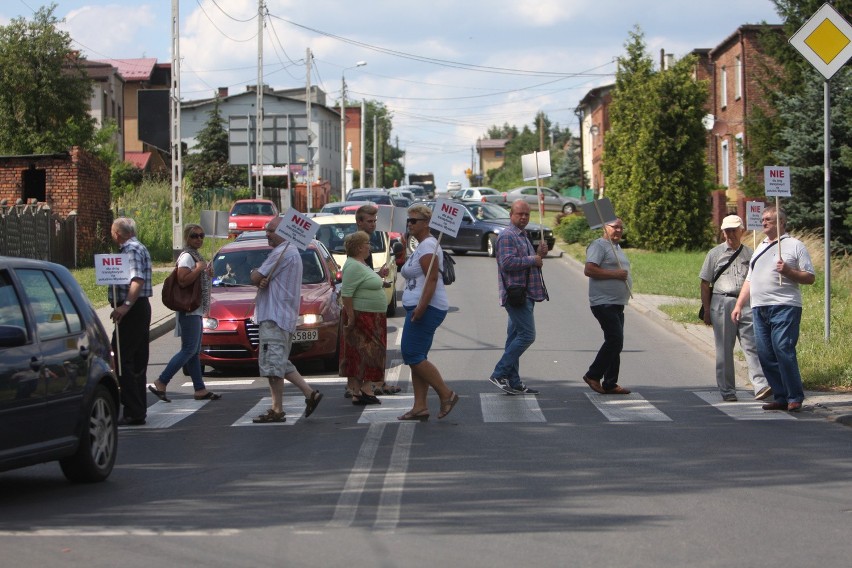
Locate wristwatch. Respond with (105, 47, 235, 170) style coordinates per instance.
(123, 300, 133, 307)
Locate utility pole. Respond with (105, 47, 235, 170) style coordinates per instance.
(373, 115, 378, 187)
(306, 48, 313, 212)
(360, 100, 366, 189)
(170, 0, 182, 259)
(255, 0, 264, 200)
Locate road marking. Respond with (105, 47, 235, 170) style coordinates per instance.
(480, 393, 546, 422)
(0, 528, 239, 537)
(358, 395, 416, 423)
(374, 422, 415, 532)
(327, 423, 386, 528)
(585, 392, 672, 422)
(180, 379, 256, 387)
(693, 391, 797, 420)
(122, 400, 209, 429)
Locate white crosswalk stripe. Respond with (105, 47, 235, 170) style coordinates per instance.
(121, 399, 210, 429)
(233, 396, 310, 426)
(693, 391, 797, 420)
(584, 392, 672, 422)
(480, 393, 546, 422)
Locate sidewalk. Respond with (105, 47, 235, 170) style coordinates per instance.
(557, 253, 852, 427)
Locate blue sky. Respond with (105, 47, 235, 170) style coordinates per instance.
(5, 0, 782, 189)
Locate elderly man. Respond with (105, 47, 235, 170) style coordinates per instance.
(488, 199, 548, 395)
(700, 215, 771, 402)
(250, 216, 323, 422)
(732, 206, 815, 412)
(109, 217, 153, 426)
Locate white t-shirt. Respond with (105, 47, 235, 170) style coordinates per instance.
(746, 234, 814, 308)
(401, 236, 449, 311)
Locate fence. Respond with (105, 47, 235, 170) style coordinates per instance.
(0, 199, 78, 268)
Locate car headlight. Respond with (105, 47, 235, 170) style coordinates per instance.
(228, 222, 237, 230)
(202, 317, 219, 330)
(298, 314, 323, 326)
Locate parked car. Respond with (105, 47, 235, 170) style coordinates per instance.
(388, 188, 415, 202)
(505, 186, 583, 214)
(228, 199, 279, 237)
(320, 200, 374, 215)
(446, 180, 462, 193)
(455, 187, 507, 204)
(0, 257, 119, 482)
(344, 189, 397, 207)
(397, 185, 428, 201)
(312, 214, 400, 316)
(418, 201, 555, 256)
(201, 239, 342, 372)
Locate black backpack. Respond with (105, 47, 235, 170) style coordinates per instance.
(438, 250, 456, 285)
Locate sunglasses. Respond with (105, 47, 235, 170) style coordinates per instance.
(189, 233, 205, 239)
(406, 218, 425, 224)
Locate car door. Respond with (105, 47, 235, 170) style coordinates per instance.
(15, 268, 88, 442)
(0, 268, 46, 453)
(541, 187, 561, 211)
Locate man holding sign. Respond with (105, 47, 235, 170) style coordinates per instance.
(250, 216, 323, 423)
(732, 206, 815, 412)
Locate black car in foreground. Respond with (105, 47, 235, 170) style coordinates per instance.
(420, 200, 556, 257)
(0, 257, 119, 482)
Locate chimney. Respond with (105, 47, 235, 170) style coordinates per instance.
(218, 87, 228, 98)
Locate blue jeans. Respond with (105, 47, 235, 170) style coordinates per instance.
(159, 312, 206, 391)
(491, 298, 536, 388)
(752, 305, 804, 403)
(587, 304, 624, 390)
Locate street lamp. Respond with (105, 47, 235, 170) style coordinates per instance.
(341, 61, 367, 201)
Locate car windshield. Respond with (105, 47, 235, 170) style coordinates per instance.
(315, 223, 385, 255)
(348, 194, 393, 205)
(231, 202, 275, 216)
(464, 202, 511, 221)
(212, 248, 325, 286)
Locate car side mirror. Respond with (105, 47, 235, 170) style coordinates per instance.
(0, 325, 27, 348)
(392, 241, 404, 255)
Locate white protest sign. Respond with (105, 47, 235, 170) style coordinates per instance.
(745, 201, 765, 231)
(94, 254, 132, 285)
(764, 166, 791, 197)
(274, 210, 319, 250)
(521, 150, 552, 181)
(429, 199, 464, 238)
(376, 205, 408, 235)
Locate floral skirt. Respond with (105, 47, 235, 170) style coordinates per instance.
(339, 310, 387, 382)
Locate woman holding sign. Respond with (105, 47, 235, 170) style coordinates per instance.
(397, 204, 458, 421)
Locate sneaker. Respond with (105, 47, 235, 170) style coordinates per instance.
(511, 383, 540, 395)
(754, 386, 773, 401)
(488, 376, 514, 394)
(722, 394, 738, 402)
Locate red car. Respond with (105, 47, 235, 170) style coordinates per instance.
(200, 238, 341, 372)
(228, 199, 278, 237)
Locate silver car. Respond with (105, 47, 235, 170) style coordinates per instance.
(506, 186, 583, 214)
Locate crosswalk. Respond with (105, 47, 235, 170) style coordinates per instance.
(122, 385, 804, 429)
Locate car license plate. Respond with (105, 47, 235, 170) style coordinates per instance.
(294, 330, 318, 342)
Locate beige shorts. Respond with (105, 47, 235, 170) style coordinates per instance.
(258, 320, 297, 378)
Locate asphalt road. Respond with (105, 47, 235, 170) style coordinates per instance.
(2, 252, 851, 567)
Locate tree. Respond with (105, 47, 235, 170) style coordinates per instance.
(0, 4, 96, 154)
(184, 97, 245, 201)
(486, 112, 556, 189)
(603, 27, 712, 251)
(550, 137, 586, 190)
(362, 100, 404, 188)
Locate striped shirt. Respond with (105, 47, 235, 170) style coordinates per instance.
(496, 224, 548, 305)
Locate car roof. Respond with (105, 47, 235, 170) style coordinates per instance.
(215, 237, 323, 253)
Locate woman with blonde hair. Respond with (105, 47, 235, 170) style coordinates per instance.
(149, 224, 220, 402)
(397, 204, 458, 421)
(340, 230, 387, 405)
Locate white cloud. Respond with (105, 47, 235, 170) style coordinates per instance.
(62, 4, 159, 59)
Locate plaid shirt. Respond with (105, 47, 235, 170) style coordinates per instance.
(108, 237, 153, 305)
(496, 224, 548, 305)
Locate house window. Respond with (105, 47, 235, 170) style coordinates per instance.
(720, 66, 727, 108)
(494, 150, 503, 158)
(721, 139, 730, 187)
(735, 133, 744, 180)
(734, 56, 742, 100)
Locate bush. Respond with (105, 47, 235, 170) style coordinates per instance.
(555, 215, 598, 246)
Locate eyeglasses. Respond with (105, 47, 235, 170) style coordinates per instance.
(189, 233, 205, 239)
(406, 218, 425, 224)
(761, 218, 776, 223)
(607, 225, 624, 230)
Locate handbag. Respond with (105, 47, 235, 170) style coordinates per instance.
(162, 266, 201, 312)
(698, 244, 743, 320)
(506, 285, 527, 307)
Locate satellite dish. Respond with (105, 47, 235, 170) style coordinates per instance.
(702, 114, 715, 131)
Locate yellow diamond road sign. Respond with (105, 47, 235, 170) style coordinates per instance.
(790, 3, 852, 79)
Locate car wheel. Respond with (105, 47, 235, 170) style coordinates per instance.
(59, 384, 118, 483)
(562, 203, 576, 214)
(452, 249, 467, 255)
(487, 234, 498, 257)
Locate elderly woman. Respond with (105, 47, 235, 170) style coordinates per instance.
(149, 224, 220, 402)
(340, 230, 387, 405)
(397, 204, 458, 421)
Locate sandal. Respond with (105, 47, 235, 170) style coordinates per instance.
(194, 391, 222, 400)
(379, 384, 402, 395)
(397, 409, 429, 422)
(148, 385, 171, 403)
(252, 409, 286, 423)
(355, 392, 381, 405)
(304, 390, 323, 418)
(437, 392, 459, 419)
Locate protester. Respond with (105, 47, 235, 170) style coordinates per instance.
(581, 217, 632, 395)
(699, 215, 771, 402)
(488, 199, 548, 395)
(397, 204, 458, 421)
(249, 217, 323, 423)
(149, 224, 221, 403)
(108, 217, 153, 426)
(732, 206, 815, 412)
(340, 230, 387, 406)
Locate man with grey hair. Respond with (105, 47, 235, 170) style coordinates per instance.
(700, 214, 770, 402)
(109, 217, 153, 426)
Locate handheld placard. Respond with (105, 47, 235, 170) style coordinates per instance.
(579, 198, 632, 298)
